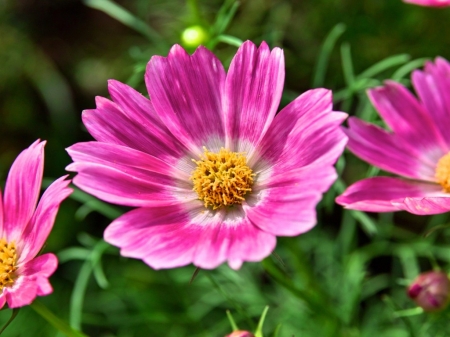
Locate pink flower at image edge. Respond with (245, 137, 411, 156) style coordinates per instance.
(336, 57, 450, 215)
(0, 141, 72, 308)
(403, 0, 450, 7)
(67, 41, 347, 270)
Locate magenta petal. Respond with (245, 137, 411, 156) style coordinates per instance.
(412, 58, 450, 149)
(336, 176, 447, 213)
(83, 96, 185, 164)
(251, 89, 347, 173)
(105, 205, 275, 270)
(403, 0, 450, 6)
(21, 253, 58, 277)
(146, 45, 226, 152)
(105, 205, 202, 269)
(367, 82, 447, 157)
(4, 276, 38, 308)
(345, 117, 436, 180)
(246, 164, 337, 236)
(3, 140, 45, 242)
(19, 175, 71, 262)
(67, 141, 191, 179)
(224, 41, 284, 153)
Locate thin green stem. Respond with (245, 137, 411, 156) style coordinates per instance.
(30, 301, 88, 337)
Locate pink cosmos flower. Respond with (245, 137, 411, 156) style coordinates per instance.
(336, 57, 450, 215)
(0, 140, 72, 308)
(66, 41, 347, 270)
(403, 0, 450, 7)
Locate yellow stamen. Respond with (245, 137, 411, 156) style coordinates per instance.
(0, 238, 17, 289)
(190, 147, 255, 209)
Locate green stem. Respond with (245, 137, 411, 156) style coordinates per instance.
(0, 308, 19, 334)
(30, 301, 88, 337)
(254, 306, 269, 337)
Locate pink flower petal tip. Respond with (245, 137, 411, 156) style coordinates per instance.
(0, 140, 72, 308)
(337, 57, 450, 215)
(403, 0, 450, 7)
(67, 41, 347, 270)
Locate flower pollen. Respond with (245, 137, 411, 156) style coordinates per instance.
(191, 147, 255, 209)
(436, 152, 450, 192)
(0, 238, 17, 289)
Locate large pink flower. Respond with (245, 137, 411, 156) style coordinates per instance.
(336, 57, 450, 215)
(0, 140, 72, 308)
(403, 0, 450, 7)
(66, 41, 347, 270)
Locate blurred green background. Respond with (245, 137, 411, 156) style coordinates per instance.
(1, 0, 450, 336)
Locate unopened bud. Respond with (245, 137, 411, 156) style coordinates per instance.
(408, 271, 450, 312)
(225, 331, 255, 337)
(181, 25, 209, 48)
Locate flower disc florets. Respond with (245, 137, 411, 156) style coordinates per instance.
(435, 152, 450, 192)
(0, 239, 17, 289)
(191, 147, 255, 209)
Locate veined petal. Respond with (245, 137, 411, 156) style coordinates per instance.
(245, 164, 337, 236)
(18, 177, 72, 264)
(368, 81, 447, 157)
(3, 276, 38, 308)
(21, 253, 58, 277)
(69, 162, 196, 208)
(3, 140, 44, 242)
(105, 204, 275, 270)
(224, 41, 284, 154)
(83, 96, 185, 164)
(146, 45, 226, 153)
(250, 89, 347, 174)
(67, 141, 192, 180)
(107, 80, 188, 159)
(412, 58, 450, 149)
(336, 176, 446, 213)
(345, 117, 436, 180)
(395, 196, 450, 215)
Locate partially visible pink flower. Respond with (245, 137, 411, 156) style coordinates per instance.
(0, 140, 72, 308)
(408, 271, 450, 311)
(67, 41, 347, 270)
(403, 0, 450, 7)
(225, 331, 255, 337)
(336, 57, 450, 215)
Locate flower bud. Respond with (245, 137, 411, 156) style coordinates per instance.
(408, 271, 450, 312)
(181, 25, 209, 48)
(225, 331, 255, 337)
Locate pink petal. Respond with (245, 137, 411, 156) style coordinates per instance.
(106, 80, 187, 161)
(250, 89, 347, 174)
(403, 0, 450, 6)
(367, 82, 447, 158)
(83, 96, 185, 164)
(67, 141, 191, 180)
(245, 164, 337, 236)
(4, 276, 38, 308)
(35, 277, 53, 296)
(0, 294, 5, 309)
(21, 253, 58, 277)
(18, 175, 71, 262)
(224, 41, 284, 154)
(3, 140, 45, 242)
(145, 45, 226, 153)
(412, 58, 450, 150)
(105, 204, 275, 270)
(345, 117, 437, 181)
(336, 176, 448, 213)
(70, 162, 196, 208)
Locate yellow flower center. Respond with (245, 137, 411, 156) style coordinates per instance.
(0, 238, 17, 289)
(190, 147, 255, 209)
